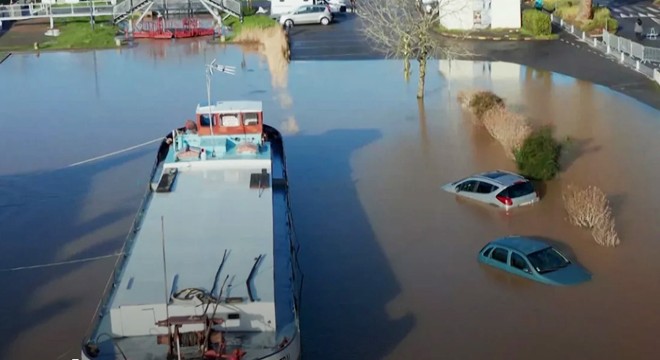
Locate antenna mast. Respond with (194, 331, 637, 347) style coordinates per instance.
(205, 59, 237, 138)
(161, 216, 172, 348)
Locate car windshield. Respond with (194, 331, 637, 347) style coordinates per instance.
(526, 247, 570, 274)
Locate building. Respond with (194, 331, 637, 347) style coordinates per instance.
(438, 0, 521, 30)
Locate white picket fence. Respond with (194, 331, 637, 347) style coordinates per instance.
(550, 14, 660, 85)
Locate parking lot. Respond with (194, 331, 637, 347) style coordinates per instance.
(287, 12, 385, 60)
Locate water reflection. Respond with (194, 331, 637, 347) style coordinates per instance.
(1, 48, 659, 360)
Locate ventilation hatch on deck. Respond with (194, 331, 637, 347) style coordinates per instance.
(249, 169, 270, 189)
(156, 168, 178, 193)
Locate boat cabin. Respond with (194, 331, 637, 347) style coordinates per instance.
(195, 100, 263, 136)
(166, 101, 268, 163)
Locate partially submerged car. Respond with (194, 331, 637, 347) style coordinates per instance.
(478, 236, 591, 286)
(441, 170, 539, 210)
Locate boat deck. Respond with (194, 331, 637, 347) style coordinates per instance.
(110, 159, 275, 309)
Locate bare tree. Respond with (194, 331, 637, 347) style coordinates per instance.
(562, 184, 621, 247)
(358, 0, 467, 99)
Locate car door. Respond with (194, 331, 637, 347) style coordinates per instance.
(487, 246, 510, 272)
(291, 6, 308, 23)
(299, 6, 316, 24)
(454, 180, 480, 201)
(473, 181, 498, 205)
(509, 251, 535, 280)
(309, 5, 325, 23)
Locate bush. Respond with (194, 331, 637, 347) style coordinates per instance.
(482, 107, 533, 159)
(582, 7, 618, 32)
(554, 5, 579, 21)
(522, 9, 551, 36)
(467, 91, 505, 121)
(457, 91, 474, 110)
(562, 184, 620, 247)
(514, 127, 561, 180)
(542, 0, 573, 11)
(243, 6, 257, 16)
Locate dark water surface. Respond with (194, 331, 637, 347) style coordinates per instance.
(1, 41, 659, 360)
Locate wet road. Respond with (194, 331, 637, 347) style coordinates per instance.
(1, 42, 660, 360)
(286, 12, 660, 110)
(288, 12, 383, 60)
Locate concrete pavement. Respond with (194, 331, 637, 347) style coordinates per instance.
(603, 0, 660, 45)
(287, 13, 660, 110)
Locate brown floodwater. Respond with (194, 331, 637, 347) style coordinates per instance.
(0, 42, 659, 360)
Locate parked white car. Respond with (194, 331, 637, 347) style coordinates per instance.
(279, 4, 334, 26)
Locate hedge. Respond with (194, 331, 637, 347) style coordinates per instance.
(514, 127, 562, 181)
(522, 9, 552, 36)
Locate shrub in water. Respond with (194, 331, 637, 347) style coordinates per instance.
(522, 9, 552, 36)
(514, 126, 561, 180)
(468, 91, 505, 121)
(456, 90, 475, 110)
(482, 107, 533, 159)
(562, 184, 620, 247)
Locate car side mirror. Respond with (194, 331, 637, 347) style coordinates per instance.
(455, 186, 461, 192)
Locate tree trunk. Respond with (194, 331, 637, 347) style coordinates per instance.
(416, 55, 427, 99)
(403, 36, 411, 82)
(417, 98, 430, 157)
(579, 0, 593, 20)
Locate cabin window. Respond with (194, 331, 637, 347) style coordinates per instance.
(244, 113, 259, 126)
(199, 114, 212, 127)
(220, 114, 240, 127)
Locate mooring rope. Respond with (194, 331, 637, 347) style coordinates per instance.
(0, 253, 122, 272)
(67, 137, 163, 167)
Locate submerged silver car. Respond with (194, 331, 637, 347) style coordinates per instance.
(279, 4, 333, 27)
(441, 170, 539, 210)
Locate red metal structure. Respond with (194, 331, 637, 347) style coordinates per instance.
(133, 17, 216, 39)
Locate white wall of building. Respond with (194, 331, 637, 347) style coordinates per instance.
(439, 0, 520, 30)
(491, 0, 521, 29)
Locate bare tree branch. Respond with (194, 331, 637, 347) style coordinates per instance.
(357, 0, 472, 98)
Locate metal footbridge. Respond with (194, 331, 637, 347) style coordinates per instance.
(0, 0, 242, 26)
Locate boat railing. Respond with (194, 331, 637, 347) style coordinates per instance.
(277, 133, 303, 313)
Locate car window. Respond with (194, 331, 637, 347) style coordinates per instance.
(482, 246, 493, 257)
(475, 181, 497, 194)
(491, 247, 508, 263)
(527, 247, 570, 274)
(499, 181, 535, 199)
(457, 180, 478, 192)
(510, 253, 529, 271)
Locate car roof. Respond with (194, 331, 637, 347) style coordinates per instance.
(473, 170, 527, 187)
(488, 236, 550, 255)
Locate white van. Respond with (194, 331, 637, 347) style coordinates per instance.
(271, 0, 325, 17)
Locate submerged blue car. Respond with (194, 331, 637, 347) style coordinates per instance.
(478, 236, 591, 286)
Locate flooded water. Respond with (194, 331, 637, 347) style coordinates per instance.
(1, 42, 659, 360)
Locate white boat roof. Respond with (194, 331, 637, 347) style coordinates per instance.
(196, 100, 263, 115)
(109, 160, 274, 308)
